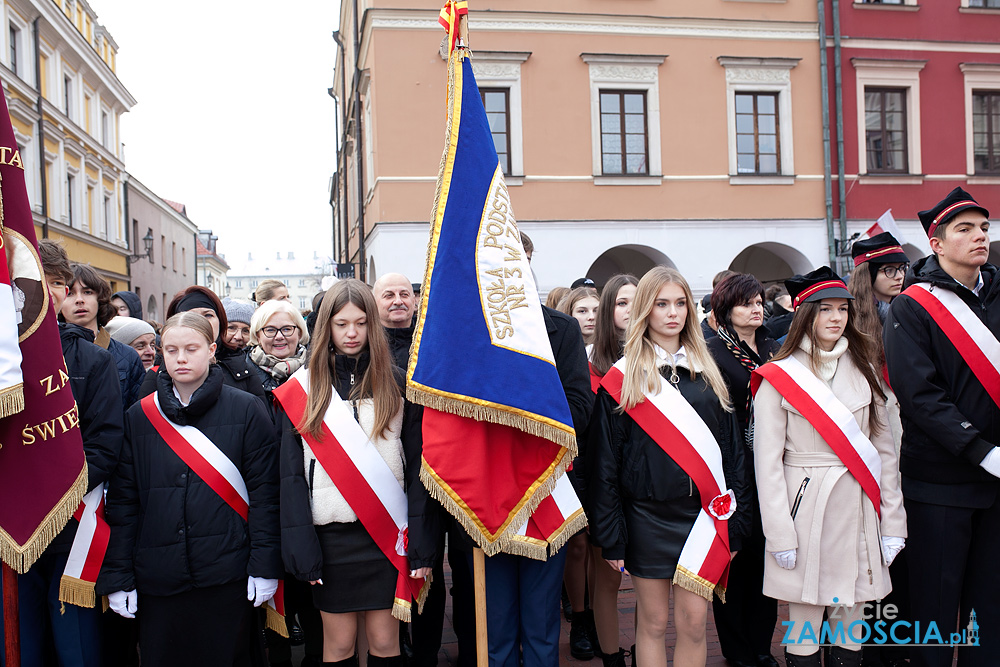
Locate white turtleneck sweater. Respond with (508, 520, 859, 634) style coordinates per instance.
(798, 336, 849, 383)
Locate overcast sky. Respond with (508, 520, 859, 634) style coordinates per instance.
(95, 0, 339, 269)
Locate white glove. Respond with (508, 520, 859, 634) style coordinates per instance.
(772, 549, 797, 570)
(980, 447, 1000, 478)
(108, 590, 138, 618)
(247, 576, 279, 607)
(881, 536, 905, 566)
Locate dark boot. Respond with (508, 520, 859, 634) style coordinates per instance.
(828, 646, 864, 667)
(570, 609, 595, 660)
(599, 647, 627, 667)
(367, 654, 407, 667)
(782, 649, 822, 667)
(630, 644, 636, 667)
(322, 655, 360, 667)
(562, 584, 573, 621)
(399, 623, 414, 661)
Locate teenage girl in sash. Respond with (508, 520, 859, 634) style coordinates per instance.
(589, 266, 748, 667)
(752, 267, 906, 667)
(583, 273, 637, 667)
(99, 312, 282, 667)
(277, 279, 435, 667)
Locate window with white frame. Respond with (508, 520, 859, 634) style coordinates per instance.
(65, 171, 77, 226)
(234, 279, 242, 289)
(101, 194, 111, 240)
(718, 57, 799, 183)
(63, 73, 73, 119)
(471, 51, 530, 178)
(852, 59, 925, 178)
(299, 296, 307, 310)
(8, 26, 19, 76)
(298, 278, 306, 287)
(582, 54, 665, 181)
(961, 63, 1000, 177)
(101, 110, 109, 148)
(968, 0, 1000, 7)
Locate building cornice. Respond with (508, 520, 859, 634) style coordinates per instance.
(125, 174, 201, 236)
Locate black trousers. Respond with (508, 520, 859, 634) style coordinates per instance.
(712, 508, 778, 662)
(410, 532, 446, 667)
(267, 575, 323, 663)
(138, 580, 260, 667)
(905, 496, 1000, 667)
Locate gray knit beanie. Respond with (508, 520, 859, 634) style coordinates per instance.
(105, 316, 155, 346)
(224, 298, 255, 326)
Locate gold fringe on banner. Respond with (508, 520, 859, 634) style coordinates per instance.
(674, 565, 724, 603)
(419, 448, 572, 556)
(265, 605, 289, 638)
(58, 575, 96, 608)
(0, 463, 87, 573)
(0, 383, 23, 419)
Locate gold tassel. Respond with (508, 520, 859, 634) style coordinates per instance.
(406, 388, 577, 451)
(0, 383, 24, 418)
(392, 598, 412, 623)
(0, 463, 87, 573)
(673, 566, 719, 603)
(542, 509, 589, 557)
(415, 572, 432, 615)
(58, 575, 97, 608)
(501, 536, 548, 561)
(265, 606, 290, 638)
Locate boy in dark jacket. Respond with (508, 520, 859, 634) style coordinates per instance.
(17, 240, 124, 666)
(884, 187, 999, 667)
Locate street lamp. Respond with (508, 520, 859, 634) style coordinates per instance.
(128, 228, 154, 264)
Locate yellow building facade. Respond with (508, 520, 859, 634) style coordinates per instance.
(2, 0, 134, 290)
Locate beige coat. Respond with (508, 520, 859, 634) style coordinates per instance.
(753, 347, 906, 606)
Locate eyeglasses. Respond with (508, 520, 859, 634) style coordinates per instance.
(879, 264, 909, 279)
(261, 325, 298, 338)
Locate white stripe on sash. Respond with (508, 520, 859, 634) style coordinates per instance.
(772, 356, 882, 486)
(297, 369, 407, 532)
(62, 486, 104, 580)
(911, 283, 1000, 375)
(512, 473, 580, 537)
(153, 393, 249, 506)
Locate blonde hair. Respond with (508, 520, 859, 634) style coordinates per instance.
(249, 298, 310, 347)
(545, 287, 570, 310)
(253, 279, 287, 304)
(299, 279, 400, 441)
(161, 311, 215, 347)
(619, 267, 731, 411)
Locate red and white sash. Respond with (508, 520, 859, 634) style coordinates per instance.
(140, 393, 249, 520)
(58, 486, 110, 608)
(752, 356, 882, 517)
(902, 283, 1000, 409)
(506, 472, 586, 560)
(601, 358, 734, 601)
(272, 368, 430, 622)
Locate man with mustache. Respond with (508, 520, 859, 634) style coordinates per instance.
(884, 187, 999, 667)
(373, 273, 417, 370)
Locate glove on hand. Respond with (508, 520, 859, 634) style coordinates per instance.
(980, 447, 1000, 478)
(247, 576, 279, 607)
(108, 590, 138, 619)
(772, 549, 797, 570)
(881, 536, 905, 566)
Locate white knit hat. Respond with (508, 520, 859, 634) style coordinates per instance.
(105, 316, 155, 346)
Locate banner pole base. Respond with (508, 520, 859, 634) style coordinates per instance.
(4, 562, 21, 667)
(474, 547, 487, 667)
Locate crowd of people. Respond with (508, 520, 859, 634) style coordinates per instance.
(15, 185, 997, 667)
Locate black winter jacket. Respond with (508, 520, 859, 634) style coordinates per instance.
(97, 365, 282, 596)
(586, 364, 750, 557)
(385, 324, 415, 371)
(279, 352, 439, 582)
(138, 344, 266, 401)
(884, 256, 1000, 507)
(113, 291, 143, 320)
(44, 324, 124, 555)
(100, 334, 145, 411)
(707, 330, 781, 436)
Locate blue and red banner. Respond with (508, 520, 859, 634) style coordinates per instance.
(407, 25, 581, 554)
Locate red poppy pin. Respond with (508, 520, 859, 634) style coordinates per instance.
(709, 490, 736, 520)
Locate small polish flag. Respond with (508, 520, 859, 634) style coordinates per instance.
(865, 209, 906, 244)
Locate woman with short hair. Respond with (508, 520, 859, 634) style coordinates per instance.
(249, 299, 310, 395)
(99, 312, 281, 666)
(589, 267, 748, 667)
(705, 273, 781, 667)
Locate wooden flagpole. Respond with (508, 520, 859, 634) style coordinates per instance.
(3, 562, 20, 667)
(473, 548, 488, 667)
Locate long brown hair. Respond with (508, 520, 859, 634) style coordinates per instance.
(590, 274, 638, 377)
(299, 279, 400, 440)
(846, 266, 884, 363)
(772, 299, 886, 433)
(620, 267, 730, 411)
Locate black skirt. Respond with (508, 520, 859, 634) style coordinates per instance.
(623, 493, 702, 579)
(312, 520, 397, 613)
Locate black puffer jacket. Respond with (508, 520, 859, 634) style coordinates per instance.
(98, 365, 281, 597)
(45, 324, 124, 554)
(884, 256, 1000, 506)
(279, 352, 439, 582)
(138, 344, 266, 401)
(586, 363, 750, 557)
